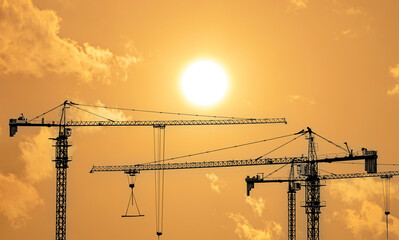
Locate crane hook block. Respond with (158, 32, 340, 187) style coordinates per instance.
(156, 232, 163, 236)
(129, 183, 134, 189)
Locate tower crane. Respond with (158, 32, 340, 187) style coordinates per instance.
(245, 128, 398, 240)
(90, 128, 378, 238)
(9, 100, 287, 240)
(246, 171, 399, 240)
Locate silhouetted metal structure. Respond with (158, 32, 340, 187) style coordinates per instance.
(91, 128, 383, 239)
(288, 163, 300, 240)
(304, 128, 323, 240)
(245, 128, 399, 240)
(52, 105, 71, 240)
(9, 100, 286, 240)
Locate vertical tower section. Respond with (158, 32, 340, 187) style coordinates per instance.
(288, 161, 299, 240)
(304, 128, 325, 240)
(288, 189, 296, 240)
(53, 127, 71, 240)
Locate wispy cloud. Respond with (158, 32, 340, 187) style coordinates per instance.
(341, 29, 358, 39)
(391, 64, 399, 78)
(229, 213, 282, 240)
(1, 98, 131, 227)
(70, 100, 131, 122)
(288, 95, 316, 105)
(388, 64, 399, 95)
(335, 201, 399, 239)
(19, 128, 54, 183)
(245, 196, 265, 217)
(288, 0, 309, 9)
(0, 128, 54, 227)
(346, 8, 363, 16)
(205, 173, 221, 193)
(0, 0, 140, 83)
(329, 178, 398, 203)
(329, 179, 399, 239)
(0, 173, 42, 228)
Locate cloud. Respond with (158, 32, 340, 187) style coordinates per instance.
(346, 8, 363, 16)
(329, 178, 398, 203)
(19, 128, 54, 183)
(72, 100, 131, 122)
(0, 173, 42, 228)
(391, 64, 399, 78)
(68, 100, 131, 135)
(337, 201, 399, 239)
(229, 213, 282, 240)
(1, 127, 56, 227)
(288, 95, 316, 105)
(388, 85, 399, 95)
(329, 179, 399, 239)
(205, 173, 221, 193)
(0, 99, 130, 227)
(288, 0, 308, 9)
(341, 29, 358, 39)
(0, 0, 140, 83)
(245, 196, 265, 217)
(388, 64, 399, 95)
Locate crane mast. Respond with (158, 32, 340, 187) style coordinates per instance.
(304, 128, 323, 240)
(288, 162, 300, 240)
(9, 100, 286, 240)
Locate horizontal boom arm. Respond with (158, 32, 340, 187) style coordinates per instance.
(10, 118, 287, 137)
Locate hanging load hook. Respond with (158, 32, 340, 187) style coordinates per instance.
(122, 175, 144, 218)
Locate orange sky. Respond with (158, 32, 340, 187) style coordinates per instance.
(1, 0, 399, 239)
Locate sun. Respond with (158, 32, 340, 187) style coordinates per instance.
(181, 60, 228, 106)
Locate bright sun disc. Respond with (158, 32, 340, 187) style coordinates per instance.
(181, 60, 228, 106)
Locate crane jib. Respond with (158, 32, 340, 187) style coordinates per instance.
(89, 153, 377, 174)
(9, 118, 287, 137)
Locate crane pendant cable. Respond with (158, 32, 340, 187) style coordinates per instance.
(154, 126, 166, 239)
(382, 177, 391, 240)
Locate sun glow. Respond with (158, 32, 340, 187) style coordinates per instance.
(181, 60, 228, 106)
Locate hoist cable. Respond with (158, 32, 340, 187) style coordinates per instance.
(133, 193, 141, 215)
(312, 132, 347, 153)
(157, 129, 161, 234)
(255, 132, 307, 160)
(71, 102, 245, 119)
(332, 162, 399, 166)
(263, 164, 289, 179)
(68, 104, 115, 122)
(382, 177, 391, 240)
(153, 127, 165, 237)
(161, 128, 166, 234)
(27, 102, 64, 123)
(142, 132, 302, 165)
(153, 128, 158, 233)
(319, 168, 337, 176)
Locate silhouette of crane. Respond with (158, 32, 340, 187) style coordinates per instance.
(9, 100, 286, 240)
(91, 128, 382, 239)
(245, 128, 398, 240)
